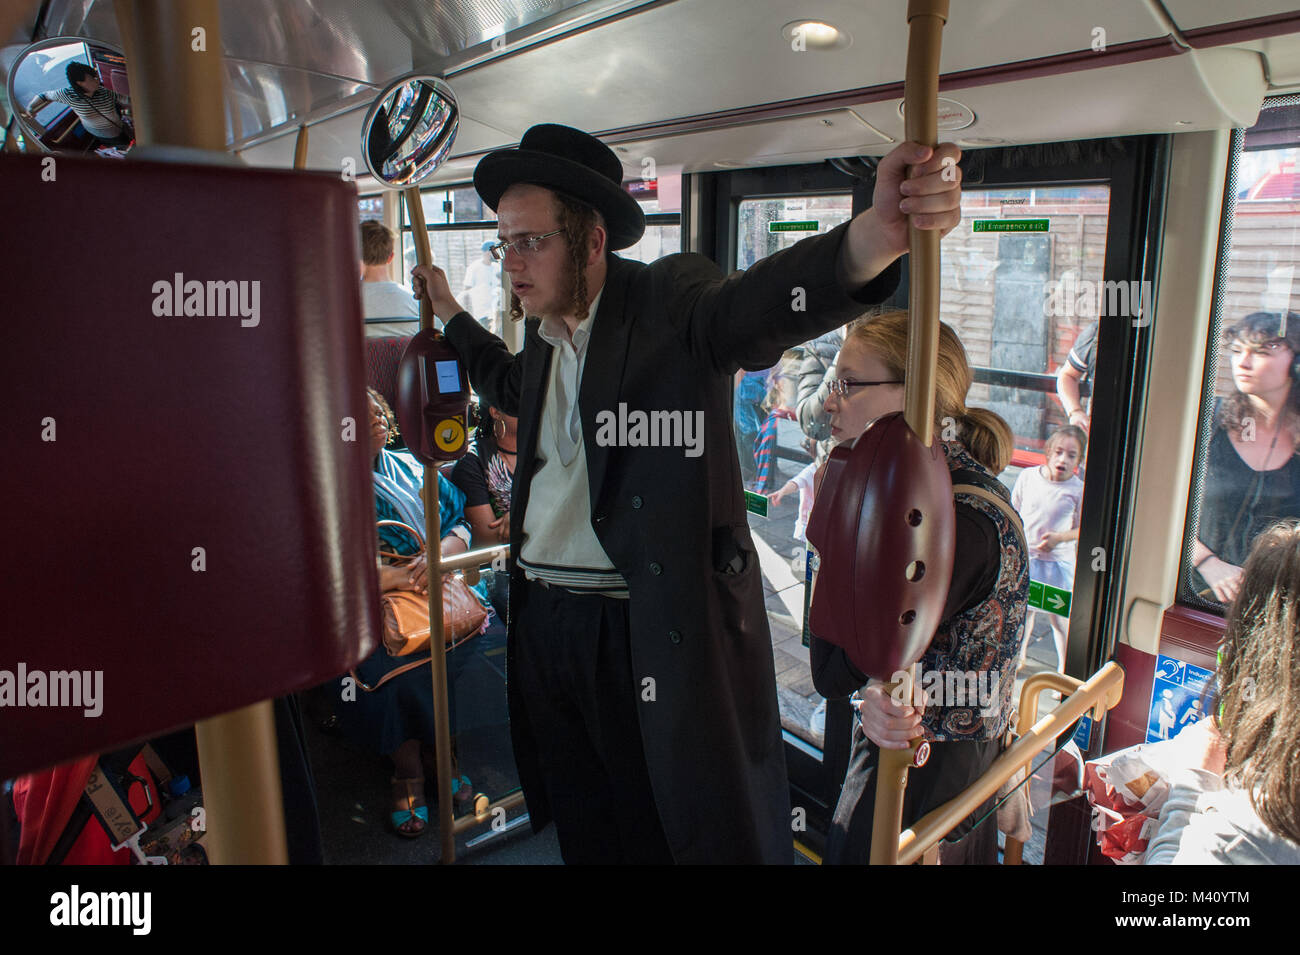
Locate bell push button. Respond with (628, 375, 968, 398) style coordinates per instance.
(434, 417, 466, 454)
(395, 328, 474, 464)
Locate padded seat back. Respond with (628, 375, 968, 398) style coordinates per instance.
(364, 334, 412, 415)
(1, 153, 380, 780)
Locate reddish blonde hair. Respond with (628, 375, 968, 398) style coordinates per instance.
(845, 310, 1014, 473)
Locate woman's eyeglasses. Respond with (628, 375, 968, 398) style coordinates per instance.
(828, 377, 902, 395)
(487, 230, 564, 262)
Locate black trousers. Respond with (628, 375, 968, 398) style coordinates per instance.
(826, 725, 1002, 865)
(516, 579, 673, 864)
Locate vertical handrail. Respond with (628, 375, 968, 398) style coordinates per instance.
(869, 0, 950, 866)
(403, 185, 456, 864)
(293, 123, 308, 168)
(115, 0, 290, 864)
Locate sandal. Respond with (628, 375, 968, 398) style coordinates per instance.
(451, 774, 475, 816)
(390, 777, 428, 838)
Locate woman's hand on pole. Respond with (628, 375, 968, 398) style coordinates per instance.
(854, 682, 925, 750)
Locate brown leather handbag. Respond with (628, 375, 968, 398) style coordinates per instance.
(352, 520, 488, 692)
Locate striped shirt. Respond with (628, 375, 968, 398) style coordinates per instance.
(39, 87, 129, 138)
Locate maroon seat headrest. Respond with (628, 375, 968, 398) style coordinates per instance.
(805, 412, 956, 680)
(0, 153, 381, 780)
(364, 334, 411, 414)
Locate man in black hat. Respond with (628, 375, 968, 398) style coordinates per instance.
(412, 124, 962, 863)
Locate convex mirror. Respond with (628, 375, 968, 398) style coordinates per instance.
(8, 37, 133, 156)
(360, 74, 458, 187)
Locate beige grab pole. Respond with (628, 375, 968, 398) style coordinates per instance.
(293, 124, 309, 168)
(403, 185, 457, 863)
(115, 0, 289, 864)
(869, 0, 949, 867)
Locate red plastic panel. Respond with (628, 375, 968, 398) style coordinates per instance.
(0, 153, 380, 780)
(806, 412, 956, 679)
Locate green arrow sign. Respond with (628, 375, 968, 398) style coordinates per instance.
(768, 220, 819, 233)
(1028, 579, 1071, 617)
(972, 219, 1049, 233)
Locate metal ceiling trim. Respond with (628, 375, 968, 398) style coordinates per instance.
(216, 0, 680, 152)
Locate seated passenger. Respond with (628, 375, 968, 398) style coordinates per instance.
(809, 311, 1028, 864)
(360, 221, 420, 338)
(450, 402, 517, 618)
(1145, 520, 1300, 864)
(1191, 311, 1300, 604)
(335, 388, 480, 836)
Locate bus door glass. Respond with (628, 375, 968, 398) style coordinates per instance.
(943, 186, 1112, 691)
(733, 193, 853, 760)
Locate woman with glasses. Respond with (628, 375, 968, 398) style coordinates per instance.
(808, 310, 1029, 864)
(1190, 311, 1300, 604)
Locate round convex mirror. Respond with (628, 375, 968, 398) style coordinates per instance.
(360, 74, 458, 187)
(7, 37, 134, 157)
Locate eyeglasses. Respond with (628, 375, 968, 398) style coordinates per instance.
(828, 378, 902, 395)
(487, 230, 564, 262)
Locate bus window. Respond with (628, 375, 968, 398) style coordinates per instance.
(614, 170, 682, 264)
(941, 185, 1111, 683)
(1182, 98, 1300, 612)
(734, 193, 853, 748)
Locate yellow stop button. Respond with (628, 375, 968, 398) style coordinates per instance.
(434, 417, 465, 453)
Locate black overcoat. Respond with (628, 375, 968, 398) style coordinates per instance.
(443, 221, 898, 863)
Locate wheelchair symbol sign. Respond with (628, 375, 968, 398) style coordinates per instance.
(1145, 654, 1212, 743)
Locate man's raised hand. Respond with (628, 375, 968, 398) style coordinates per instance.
(410, 264, 465, 322)
(839, 141, 963, 286)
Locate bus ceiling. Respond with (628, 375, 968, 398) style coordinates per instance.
(4, 0, 1298, 179)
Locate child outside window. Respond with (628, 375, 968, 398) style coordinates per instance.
(1011, 424, 1087, 672)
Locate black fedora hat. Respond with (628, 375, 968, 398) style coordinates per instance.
(474, 124, 645, 250)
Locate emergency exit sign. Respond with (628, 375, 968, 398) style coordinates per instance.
(972, 219, 1050, 233)
(768, 220, 819, 233)
(1028, 580, 1071, 617)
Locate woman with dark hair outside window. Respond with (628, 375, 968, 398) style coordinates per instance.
(21, 61, 132, 147)
(1191, 311, 1300, 604)
(1145, 520, 1300, 864)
